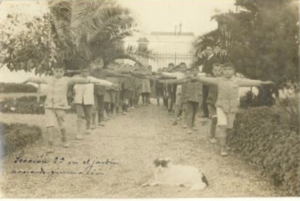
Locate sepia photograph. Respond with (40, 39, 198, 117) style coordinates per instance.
(0, 0, 299, 198)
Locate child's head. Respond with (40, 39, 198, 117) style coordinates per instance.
(191, 66, 199, 76)
(53, 62, 65, 79)
(212, 62, 222, 77)
(80, 66, 90, 78)
(167, 63, 175, 72)
(185, 68, 192, 77)
(222, 62, 235, 78)
(179, 62, 187, 72)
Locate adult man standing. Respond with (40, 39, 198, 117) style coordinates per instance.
(201, 46, 219, 118)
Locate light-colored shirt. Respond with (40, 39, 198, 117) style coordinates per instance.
(198, 76, 263, 113)
(28, 76, 91, 109)
(73, 76, 113, 105)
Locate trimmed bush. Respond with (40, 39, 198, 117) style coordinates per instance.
(0, 82, 37, 93)
(229, 107, 300, 196)
(239, 91, 259, 109)
(0, 96, 46, 114)
(0, 96, 76, 114)
(0, 122, 42, 158)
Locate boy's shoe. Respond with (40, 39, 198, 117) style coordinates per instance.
(90, 125, 96, 130)
(122, 112, 127, 115)
(220, 147, 228, 157)
(98, 122, 105, 127)
(46, 146, 54, 153)
(226, 146, 231, 151)
(210, 138, 217, 144)
(187, 129, 193, 134)
(85, 129, 91, 134)
(192, 127, 198, 131)
(62, 142, 70, 148)
(172, 121, 177, 125)
(183, 124, 187, 129)
(76, 134, 83, 140)
(221, 151, 228, 157)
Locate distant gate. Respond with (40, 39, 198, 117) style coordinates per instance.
(149, 52, 195, 70)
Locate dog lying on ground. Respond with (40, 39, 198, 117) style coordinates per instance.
(142, 157, 208, 191)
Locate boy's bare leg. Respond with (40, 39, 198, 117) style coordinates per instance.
(167, 97, 173, 113)
(91, 112, 97, 129)
(210, 117, 218, 143)
(46, 127, 55, 153)
(76, 118, 84, 140)
(219, 125, 228, 156)
(186, 101, 194, 134)
(226, 129, 233, 150)
(60, 128, 69, 148)
(182, 103, 187, 129)
(56, 111, 69, 148)
(172, 105, 180, 125)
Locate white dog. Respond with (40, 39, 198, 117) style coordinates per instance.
(142, 157, 208, 191)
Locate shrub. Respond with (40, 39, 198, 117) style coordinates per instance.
(0, 122, 42, 158)
(275, 95, 299, 134)
(0, 96, 46, 114)
(229, 107, 300, 196)
(0, 82, 37, 93)
(0, 96, 76, 114)
(239, 86, 275, 109)
(239, 90, 259, 109)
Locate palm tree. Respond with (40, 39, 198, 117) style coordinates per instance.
(48, 0, 150, 69)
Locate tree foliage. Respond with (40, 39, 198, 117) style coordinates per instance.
(0, 13, 58, 75)
(194, 0, 299, 90)
(0, 0, 151, 74)
(49, 0, 150, 69)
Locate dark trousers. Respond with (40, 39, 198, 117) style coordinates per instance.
(186, 101, 199, 129)
(96, 95, 105, 123)
(202, 85, 209, 117)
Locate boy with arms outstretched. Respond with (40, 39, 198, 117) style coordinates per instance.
(23, 62, 114, 153)
(193, 62, 273, 156)
(206, 62, 222, 144)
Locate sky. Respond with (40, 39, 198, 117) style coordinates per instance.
(0, 0, 236, 82)
(120, 0, 236, 36)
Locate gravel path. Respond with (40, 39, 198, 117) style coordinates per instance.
(0, 103, 281, 198)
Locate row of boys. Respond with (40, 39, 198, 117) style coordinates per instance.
(155, 61, 273, 156)
(23, 62, 153, 153)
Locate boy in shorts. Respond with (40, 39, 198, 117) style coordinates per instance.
(23, 62, 113, 153)
(206, 62, 222, 143)
(193, 62, 273, 156)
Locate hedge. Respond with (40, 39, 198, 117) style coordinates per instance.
(0, 122, 42, 158)
(0, 96, 46, 114)
(229, 107, 300, 196)
(0, 82, 37, 93)
(0, 96, 76, 114)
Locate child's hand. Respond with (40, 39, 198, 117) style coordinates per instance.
(111, 83, 119, 90)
